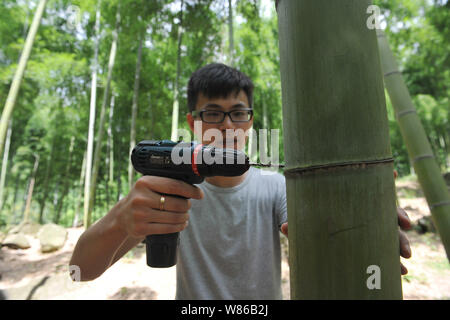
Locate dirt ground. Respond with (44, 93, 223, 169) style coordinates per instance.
(0, 178, 448, 300)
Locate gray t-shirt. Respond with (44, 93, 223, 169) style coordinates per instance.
(175, 167, 288, 300)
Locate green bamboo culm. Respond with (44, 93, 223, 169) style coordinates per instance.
(276, 0, 403, 299)
(0, 0, 48, 157)
(377, 30, 450, 262)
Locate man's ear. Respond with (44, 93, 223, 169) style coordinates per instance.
(187, 113, 195, 132)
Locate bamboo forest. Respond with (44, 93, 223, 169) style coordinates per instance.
(0, 0, 449, 302)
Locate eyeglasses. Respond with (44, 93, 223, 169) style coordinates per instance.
(191, 108, 253, 123)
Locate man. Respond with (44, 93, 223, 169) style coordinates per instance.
(70, 63, 412, 299)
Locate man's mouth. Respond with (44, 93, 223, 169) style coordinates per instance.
(222, 138, 238, 148)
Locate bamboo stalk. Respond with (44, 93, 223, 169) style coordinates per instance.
(170, 0, 184, 142)
(23, 154, 40, 223)
(88, 8, 120, 220)
(377, 30, 450, 261)
(0, 119, 12, 213)
(0, 0, 47, 156)
(228, 0, 234, 66)
(84, 1, 101, 228)
(128, 32, 143, 191)
(276, 0, 402, 299)
(54, 136, 75, 224)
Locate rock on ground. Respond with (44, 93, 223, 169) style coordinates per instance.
(2, 233, 30, 250)
(38, 224, 67, 253)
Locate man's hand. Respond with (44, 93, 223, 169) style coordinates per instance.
(398, 207, 412, 274)
(395, 170, 412, 275)
(115, 176, 204, 238)
(280, 170, 412, 275)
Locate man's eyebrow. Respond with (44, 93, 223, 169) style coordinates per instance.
(201, 102, 248, 109)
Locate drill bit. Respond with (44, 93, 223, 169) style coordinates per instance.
(249, 163, 285, 168)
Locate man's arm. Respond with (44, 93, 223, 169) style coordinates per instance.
(69, 198, 132, 281)
(108, 235, 145, 268)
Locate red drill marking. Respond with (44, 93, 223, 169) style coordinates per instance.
(191, 144, 203, 176)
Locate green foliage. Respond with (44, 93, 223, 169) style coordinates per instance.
(235, 1, 284, 163)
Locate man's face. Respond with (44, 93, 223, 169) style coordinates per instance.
(187, 90, 253, 150)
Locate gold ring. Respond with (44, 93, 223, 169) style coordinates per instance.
(159, 195, 165, 211)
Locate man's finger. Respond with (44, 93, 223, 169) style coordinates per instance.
(397, 207, 412, 230)
(281, 223, 288, 237)
(137, 176, 204, 199)
(399, 230, 412, 259)
(401, 262, 408, 275)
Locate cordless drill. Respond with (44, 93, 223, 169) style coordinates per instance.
(131, 140, 250, 268)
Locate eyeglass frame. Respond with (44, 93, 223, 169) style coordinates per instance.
(191, 108, 254, 123)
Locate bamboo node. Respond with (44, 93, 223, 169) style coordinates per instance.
(396, 109, 416, 119)
(413, 154, 434, 163)
(384, 70, 402, 77)
(429, 200, 450, 210)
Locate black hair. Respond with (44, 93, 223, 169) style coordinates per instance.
(187, 63, 254, 112)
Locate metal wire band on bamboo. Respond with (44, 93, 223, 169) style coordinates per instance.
(283, 158, 394, 176)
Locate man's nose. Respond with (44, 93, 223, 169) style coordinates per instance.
(219, 113, 235, 130)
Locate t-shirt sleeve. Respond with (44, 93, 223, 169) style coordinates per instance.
(275, 174, 288, 228)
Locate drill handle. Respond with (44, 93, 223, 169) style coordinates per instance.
(145, 232, 179, 268)
(145, 188, 189, 268)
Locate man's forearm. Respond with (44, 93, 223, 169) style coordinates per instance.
(69, 199, 129, 281)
